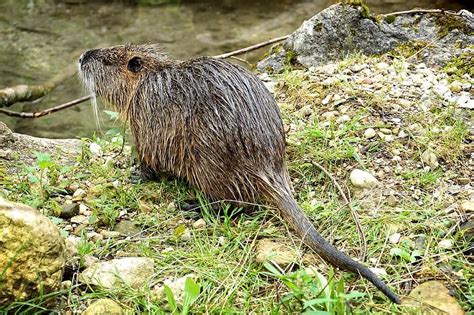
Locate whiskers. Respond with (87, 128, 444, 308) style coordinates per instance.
(78, 68, 102, 132)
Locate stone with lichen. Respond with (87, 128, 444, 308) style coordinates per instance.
(0, 197, 66, 305)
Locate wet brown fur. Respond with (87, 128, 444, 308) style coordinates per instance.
(79, 44, 400, 303)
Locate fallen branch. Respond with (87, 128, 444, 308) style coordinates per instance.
(213, 35, 290, 59)
(310, 161, 367, 261)
(0, 95, 91, 118)
(0, 63, 77, 108)
(381, 8, 460, 18)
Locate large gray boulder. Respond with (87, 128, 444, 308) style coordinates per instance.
(0, 198, 66, 305)
(258, 4, 474, 72)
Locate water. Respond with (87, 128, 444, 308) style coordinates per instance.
(0, 0, 469, 138)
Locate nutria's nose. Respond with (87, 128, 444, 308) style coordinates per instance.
(79, 49, 97, 65)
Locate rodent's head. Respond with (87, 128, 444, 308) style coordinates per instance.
(78, 44, 170, 112)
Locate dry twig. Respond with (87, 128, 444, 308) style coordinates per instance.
(213, 35, 289, 59)
(0, 95, 91, 118)
(381, 8, 460, 17)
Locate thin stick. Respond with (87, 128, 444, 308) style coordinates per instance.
(213, 35, 290, 59)
(0, 95, 91, 118)
(381, 9, 460, 18)
(310, 161, 367, 261)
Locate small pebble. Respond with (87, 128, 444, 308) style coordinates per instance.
(364, 128, 376, 139)
(389, 233, 401, 244)
(89, 143, 103, 156)
(438, 239, 453, 249)
(350, 169, 379, 189)
(192, 218, 207, 229)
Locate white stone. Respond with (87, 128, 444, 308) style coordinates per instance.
(80, 257, 154, 289)
(153, 274, 196, 304)
(389, 233, 401, 244)
(320, 111, 338, 120)
(460, 201, 474, 213)
(89, 143, 103, 156)
(321, 95, 332, 105)
(70, 215, 88, 224)
(336, 114, 350, 124)
(72, 188, 87, 201)
(192, 218, 207, 229)
(438, 239, 453, 249)
(255, 239, 300, 266)
(364, 128, 376, 139)
(350, 169, 379, 189)
(369, 267, 387, 277)
(181, 229, 192, 241)
(421, 150, 439, 169)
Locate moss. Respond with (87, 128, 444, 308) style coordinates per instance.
(339, 0, 371, 19)
(434, 14, 471, 39)
(314, 22, 323, 32)
(390, 40, 429, 58)
(284, 49, 298, 67)
(385, 15, 396, 24)
(443, 50, 474, 79)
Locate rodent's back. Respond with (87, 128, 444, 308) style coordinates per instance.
(129, 57, 289, 202)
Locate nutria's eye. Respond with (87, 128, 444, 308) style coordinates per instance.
(127, 56, 143, 73)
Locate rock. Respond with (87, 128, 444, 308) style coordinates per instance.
(83, 255, 100, 268)
(89, 143, 103, 157)
(86, 231, 103, 242)
(364, 128, 376, 139)
(258, 4, 474, 72)
(0, 148, 12, 160)
(389, 233, 401, 244)
(438, 239, 453, 249)
(402, 281, 464, 315)
(349, 169, 379, 189)
(421, 149, 439, 169)
(72, 188, 87, 201)
(100, 230, 121, 238)
(449, 81, 463, 93)
(114, 220, 141, 237)
(320, 111, 338, 120)
(80, 257, 154, 289)
(255, 239, 300, 266)
(378, 133, 395, 142)
(460, 201, 474, 213)
(218, 236, 226, 246)
(70, 214, 88, 224)
(192, 218, 207, 229)
(83, 298, 124, 315)
(335, 114, 350, 124)
(386, 195, 398, 207)
(298, 105, 313, 117)
(181, 229, 192, 241)
(60, 203, 80, 219)
(79, 204, 89, 214)
(153, 274, 196, 304)
(369, 267, 387, 277)
(0, 197, 66, 305)
(61, 280, 73, 290)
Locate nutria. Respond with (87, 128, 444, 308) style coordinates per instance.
(78, 44, 400, 304)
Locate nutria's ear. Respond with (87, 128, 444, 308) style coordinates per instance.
(127, 56, 143, 73)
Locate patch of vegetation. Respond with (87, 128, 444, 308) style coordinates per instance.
(339, 0, 371, 19)
(443, 49, 474, 80)
(434, 13, 472, 39)
(390, 40, 430, 59)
